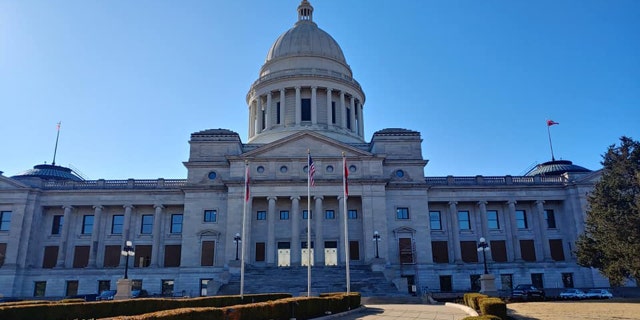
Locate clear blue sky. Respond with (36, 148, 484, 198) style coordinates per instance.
(1, 1, 638, 179)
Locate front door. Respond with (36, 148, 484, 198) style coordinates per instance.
(399, 238, 414, 264)
(325, 241, 338, 266)
(277, 242, 290, 267)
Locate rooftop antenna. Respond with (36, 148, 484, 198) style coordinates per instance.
(546, 119, 559, 161)
(52, 121, 61, 166)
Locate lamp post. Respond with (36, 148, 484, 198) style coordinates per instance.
(234, 233, 241, 260)
(121, 240, 135, 279)
(372, 231, 381, 259)
(477, 237, 490, 274)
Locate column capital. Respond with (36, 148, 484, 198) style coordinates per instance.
(535, 199, 545, 206)
(62, 205, 74, 211)
(280, 88, 285, 93)
(295, 86, 301, 90)
(267, 91, 272, 98)
(123, 204, 135, 210)
(290, 196, 301, 201)
(311, 86, 317, 90)
(153, 204, 165, 210)
(267, 196, 278, 202)
(327, 87, 333, 92)
(93, 205, 104, 211)
(506, 200, 517, 206)
(314, 195, 324, 201)
(448, 201, 458, 207)
(477, 201, 488, 207)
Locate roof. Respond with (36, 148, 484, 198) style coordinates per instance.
(525, 160, 592, 176)
(12, 164, 84, 182)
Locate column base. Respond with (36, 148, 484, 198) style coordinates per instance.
(114, 279, 132, 300)
(479, 274, 497, 295)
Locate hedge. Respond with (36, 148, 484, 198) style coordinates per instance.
(478, 297, 507, 320)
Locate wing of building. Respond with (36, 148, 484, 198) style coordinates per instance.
(0, 1, 613, 298)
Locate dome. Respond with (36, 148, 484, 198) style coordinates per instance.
(525, 160, 591, 177)
(266, 22, 346, 65)
(12, 164, 84, 182)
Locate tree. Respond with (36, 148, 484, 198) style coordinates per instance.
(576, 136, 640, 286)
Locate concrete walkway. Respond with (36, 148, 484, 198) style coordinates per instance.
(317, 303, 471, 320)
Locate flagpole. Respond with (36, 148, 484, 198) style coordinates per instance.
(52, 122, 61, 166)
(342, 152, 350, 294)
(307, 151, 312, 297)
(240, 161, 248, 299)
(547, 122, 556, 161)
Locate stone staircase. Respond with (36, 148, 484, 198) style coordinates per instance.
(217, 265, 406, 297)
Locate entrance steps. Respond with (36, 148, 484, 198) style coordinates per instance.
(217, 265, 406, 297)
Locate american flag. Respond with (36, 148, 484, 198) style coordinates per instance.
(308, 155, 316, 186)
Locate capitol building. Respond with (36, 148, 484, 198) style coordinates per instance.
(0, 1, 609, 298)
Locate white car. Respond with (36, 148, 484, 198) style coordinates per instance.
(559, 289, 586, 300)
(585, 289, 613, 299)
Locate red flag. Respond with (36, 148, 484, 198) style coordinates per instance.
(244, 164, 250, 202)
(343, 156, 349, 197)
(547, 120, 559, 126)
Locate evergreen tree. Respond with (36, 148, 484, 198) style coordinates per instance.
(576, 136, 640, 286)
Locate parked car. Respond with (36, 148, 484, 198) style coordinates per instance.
(96, 290, 117, 301)
(510, 284, 545, 301)
(131, 289, 149, 298)
(559, 289, 586, 300)
(585, 289, 613, 299)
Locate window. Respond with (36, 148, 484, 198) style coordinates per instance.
(531, 273, 544, 289)
(200, 278, 212, 296)
(470, 274, 481, 292)
(0, 211, 11, 231)
(460, 241, 478, 262)
(501, 274, 513, 290)
(349, 241, 360, 260)
(439, 275, 452, 292)
(141, 215, 153, 234)
(170, 214, 183, 234)
(562, 273, 574, 288)
(346, 107, 351, 129)
(131, 279, 142, 290)
(348, 210, 358, 219)
(111, 215, 124, 234)
(325, 210, 335, 220)
(431, 241, 449, 263)
(103, 245, 121, 268)
(43, 246, 58, 268)
(51, 215, 63, 235)
(98, 280, 111, 293)
(396, 207, 409, 220)
(280, 211, 289, 220)
(276, 102, 281, 124)
(34, 281, 46, 297)
(161, 279, 174, 296)
(544, 210, 556, 229)
(204, 210, 217, 223)
(429, 211, 441, 230)
(255, 242, 266, 262)
(490, 240, 508, 262)
(72, 246, 89, 268)
(66, 280, 79, 296)
(520, 240, 536, 261)
(487, 210, 499, 229)
(458, 211, 471, 230)
(0, 243, 6, 267)
(164, 245, 182, 267)
(301, 98, 311, 121)
(515, 210, 528, 229)
(302, 210, 312, 220)
(549, 239, 565, 261)
(82, 215, 94, 235)
(256, 211, 267, 220)
(331, 102, 336, 124)
(134, 245, 152, 267)
(201, 241, 215, 266)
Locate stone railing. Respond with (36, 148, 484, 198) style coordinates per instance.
(42, 178, 187, 190)
(250, 67, 362, 90)
(425, 175, 566, 186)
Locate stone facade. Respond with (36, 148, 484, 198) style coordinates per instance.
(0, 1, 612, 298)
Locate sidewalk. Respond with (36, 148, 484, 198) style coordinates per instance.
(316, 303, 471, 320)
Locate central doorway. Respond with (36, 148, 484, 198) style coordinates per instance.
(277, 242, 290, 267)
(324, 241, 338, 266)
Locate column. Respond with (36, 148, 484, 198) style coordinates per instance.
(291, 196, 301, 265)
(449, 201, 462, 263)
(120, 205, 134, 267)
(248, 100, 255, 137)
(56, 205, 73, 268)
(357, 102, 364, 137)
(349, 96, 356, 133)
(314, 196, 324, 265)
(151, 204, 164, 267)
(88, 205, 103, 267)
(340, 92, 347, 128)
(326, 88, 333, 126)
(507, 200, 522, 261)
(256, 97, 263, 134)
(280, 89, 286, 126)
(477, 201, 491, 262)
(267, 197, 277, 265)
(536, 200, 552, 261)
(266, 92, 272, 130)
(311, 86, 317, 125)
(295, 87, 301, 125)
(338, 196, 345, 263)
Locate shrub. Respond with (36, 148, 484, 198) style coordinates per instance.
(463, 293, 489, 310)
(462, 316, 502, 320)
(479, 297, 507, 320)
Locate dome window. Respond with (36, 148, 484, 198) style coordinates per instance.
(280, 166, 288, 173)
(326, 165, 334, 173)
(208, 171, 217, 180)
(395, 170, 405, 178)
(257, 166, 265, 174)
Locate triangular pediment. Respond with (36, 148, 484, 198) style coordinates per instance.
(0, 175, 30, 189)
(243, 131, 372, 160)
